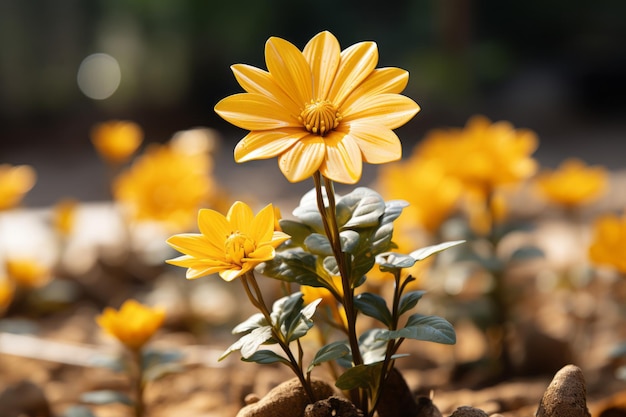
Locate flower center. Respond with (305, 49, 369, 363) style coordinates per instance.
(224, 232, 256, 265)
(299, 100, 342, 136)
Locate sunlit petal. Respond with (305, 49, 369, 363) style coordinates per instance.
(231, 64, 301, 114)
(247, 245, 275, 261)
(320, 133, 362, 184)
(342, 93, 420, 129)
(265, 36, 313, 106)
(220, 268, 245, 282)
(328, 41, 378, 107)
(303, 31, 340, 101)
(234, 129, 309, 162)
(341, 68, 409, 109)
(228, 201, 255, 232)
(198, 209, 231, 241)
(342, 123, 402, 163)
(250, 204, 276, 242)
(215, 93, 297, 131)
(278, 136, 326, 182)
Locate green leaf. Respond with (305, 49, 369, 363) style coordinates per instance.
(354, 293, 392, 327)
(380, 200, 409, 226)
(410, 240, 465, 261)
(340, 230, 360, 253)
(89, 354, 125, 373)
(307, 341, 351, 373)
(232, 313, 267, 334)
(376, 252, 417, 272)
(141, 349, 184, 373)
(63, 406, 97, 417)
(322, 255, 339, 276)
(81, 390, 133, 406)
(219, 326, 274, 361)
(379, 315, 456, 345)
(143, 362, 185, 382)
(509, 246, 544, 262)
(271, 293, 320, 342)
(358, 328, 390, 364)
(293, 188, 325, 232)
(339, 188, 386, 229)
(398, 291, 426, 316)
(335, 362, 383, 391)
(258, 249, 324, 287)
(278, 219, 314, 246)
(305, 233, 333, 256)
(243, 350, 290, 365)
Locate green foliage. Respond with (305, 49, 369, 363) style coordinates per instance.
(354, 293, 392, 327)
(378, 314, 456, 345)
(335, 362, 383, 392)
(307, 341, 351, 373)
(81, 390, 133, 406)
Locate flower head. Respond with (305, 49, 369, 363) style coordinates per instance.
(6, 258, 51, 289)
(166, 201, 290, 281)
(113, 140, 215, 231)
(97, 299, 165, 351)
(0, 164, 36, 211)
(535, 158, 608, 208)
(417, 115, 538, 194)
(91, 120, 143, 164)
(0, 278, 14, 314)
(215, 31, 420, 184)
(588, 212, 626, 274)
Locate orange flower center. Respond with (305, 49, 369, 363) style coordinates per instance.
(224, 232, 256, 265)
(299, 100, 342, 136)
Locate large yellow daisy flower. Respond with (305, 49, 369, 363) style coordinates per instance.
(215, 31, 420, 184)
(166, 201, 290, 281)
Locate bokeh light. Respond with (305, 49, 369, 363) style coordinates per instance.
(76, 53, 121, 100)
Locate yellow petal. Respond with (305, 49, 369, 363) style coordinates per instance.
(341, 68, 409, 110)
(320, 133, 362, 184)
(198, 208, 231, 243)
(302, 31, 341, 101)
(247, 245, 275, 261)
(234, 129, 309, 162)
(220, 268, 246, 282)
(249, 204, 276, 243)
(214, 93, 297, 131)
(228, 201, 255, 233)
(186, 265, 228, 279)
(342, 93, 420, 129)
(328, 41, 378, 107)
(342, 123, 402, 163)
(231, 64, 301, 114)
(166, 234, 220, 259)
(278, 136, 326, 182)
(265, 36, 312, 106)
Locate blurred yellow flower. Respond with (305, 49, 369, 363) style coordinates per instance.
(465, 189, 508, 236)
(535, 158, 608, 207)
(113, 141, 215, 231)
(166, 201, 290, 281)
(301, 277, 347, 328)
(0, 279, 15, 313)
(417, 115, 538, 194)
(96, 299, 165, 351)
(6, 258, 51, 289)
(0, 164, 36, 211)
(91, 120, 144, 165)
(588, 213, 626, 274)
(377, 157, 462, 234)
(53, 199, 78, 237)
(215, 31, 420, 184)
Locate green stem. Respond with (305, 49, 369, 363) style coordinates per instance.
(131, 348, 145, 417)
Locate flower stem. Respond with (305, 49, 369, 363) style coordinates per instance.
(131, 348, 145, 417)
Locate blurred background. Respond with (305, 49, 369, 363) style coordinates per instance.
(1, 0, 625, 207)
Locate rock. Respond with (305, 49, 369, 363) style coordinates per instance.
(0, 380, 52, 417)
(449, 405, 489, 417)
(236, 377, 336, 417)
(536, 364, 590, 417)
(378, 367, 434, 417)
(304, 395, 363, 417)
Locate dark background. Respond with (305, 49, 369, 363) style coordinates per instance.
(1, 0, 625, 206)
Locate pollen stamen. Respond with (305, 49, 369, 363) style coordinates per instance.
(298, 100, 341, 136)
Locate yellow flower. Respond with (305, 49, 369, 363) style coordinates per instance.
(0, 279, 15, 313)
(113, 141, 215, 231)
(301, 277, 347, 328)
(588, 213, 626, 274)
(377, 157, 462, 234)
(91, 120, 143, 164)
(6, 258, 51, 289)
(0, 164, 36, 211)
(535, 158, 608, 207)
(53, 199, 78, 237)
(215, 31, 420, 184)
(96, 299, 165, 351)
(417, 115, 538, 194)
(166, 201, 290, 281)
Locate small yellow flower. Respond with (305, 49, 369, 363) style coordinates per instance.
(535, 158, 608, 207)
(465, 189, 508, 236)
(113, 141, 215, 231)
(0, 279, 15, 313)
(0, 164, 36, 211)
(91, 120, 143, 164)
(96, 299, 166, 351)
(377, 157, 462, 234)
(417, 115, 538, 194)
(6, 258, 51, 289)
(53, 199, 78, 237)
(215, 31, 420, 184)
(301, 278, 347, 328)
(166, 201, 290, 281)
(588, 213, 626, 274)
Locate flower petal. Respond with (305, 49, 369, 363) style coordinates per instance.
(247, 245, 275, 261)
(303, 31, 341, 101)
(278, 136, 326, 182)
(198, 209, 230, 241)
(341, 122, 402, 163)
(342, 93, 420, 129)
(328, 41, 378, 108)
(320, 133, 362, 184)
(231, 64, 301, 114)
(265, 36, 312, 106)
(220, 267, 246, 282)
(227, 201, 255, 232)
(234, 128, 309, 162)
(166, 234, 222, 260)
(250, 203, 276, 243)
(340, 68, 409, 110)
(214, 93, 297, 131)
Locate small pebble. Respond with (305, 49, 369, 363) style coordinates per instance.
(536, 364, 590, 417)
